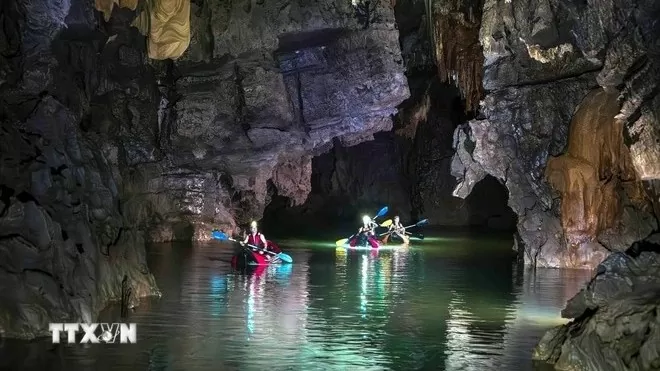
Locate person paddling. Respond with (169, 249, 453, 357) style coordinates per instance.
(352, 215, 379, 248)
(241, 221, 271, 259)
(241, 221, 281, 258)
(387, 215, 409, 244)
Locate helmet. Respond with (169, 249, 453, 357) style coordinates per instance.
(362, 215, 371, 224)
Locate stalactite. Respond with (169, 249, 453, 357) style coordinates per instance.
(95, 0, 191, 60)
(545, 88, 650, 246)
(95, 0, 139, 22)
(149, 0, 190, 60)
(426, 0, 484, 113)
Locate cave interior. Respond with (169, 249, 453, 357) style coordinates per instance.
(0, 0, 659, 369)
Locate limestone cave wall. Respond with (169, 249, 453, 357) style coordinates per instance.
(263, 0, 516, 231)
(451, 0, 660, 269)
(0, 0, 409, 339)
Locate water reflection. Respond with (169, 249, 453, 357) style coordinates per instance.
(0, 237, 593, 371)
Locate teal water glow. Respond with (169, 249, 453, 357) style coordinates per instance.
(0, 233, 594, 370)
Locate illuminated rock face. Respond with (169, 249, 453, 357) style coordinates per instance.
(451, 0, 660, 269)
(134, 0, 191, 60)
(95, 0, 191, 60)
(546, 89, 649, 246)
(153, 1, 410, 233)
(95, 0, 138, 21)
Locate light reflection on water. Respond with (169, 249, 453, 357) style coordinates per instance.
(0, 236, 593, 370)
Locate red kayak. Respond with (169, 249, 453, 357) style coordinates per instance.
(348, 235, 380, 248)
(231, 240, 282, 269)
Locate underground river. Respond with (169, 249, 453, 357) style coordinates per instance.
(0, 231, 594, 371)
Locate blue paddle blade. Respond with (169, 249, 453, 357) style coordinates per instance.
(211, 230, 227, 240)
(417, 219, 429, 226)
(375, 206, 388, 218)
(277, 253, 293, 264)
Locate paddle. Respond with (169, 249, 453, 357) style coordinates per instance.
(404, 219, 428, 241)
(404, 218, 428, 229)
(211, 230, 293, 264)
(380, 219, 393, 227)
(406, 232, 424, 240)
(379, 218, 429, 237)
(335, 206, 389, 246)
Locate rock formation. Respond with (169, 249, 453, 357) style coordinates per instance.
(433, 0, 660, 369)
(0, 0, 409, 339)
(263, 0, 516, 230)
(427, 0, 484, 113)
(533, 235, 660, 370)
(545, 88, 652, 263)
(451, 0, 660, 269)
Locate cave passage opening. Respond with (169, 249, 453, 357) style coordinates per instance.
(261, 77, 517, 239)
(463, 174, 517, 232)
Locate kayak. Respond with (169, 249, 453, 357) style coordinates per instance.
(381, 233, 410, 245)
(348, 234, 380, 248)
(231, 240, 282, 268)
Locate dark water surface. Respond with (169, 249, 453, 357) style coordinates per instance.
(0, 232, 594, 370)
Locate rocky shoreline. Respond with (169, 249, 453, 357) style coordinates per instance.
(533, 235, 660, 370)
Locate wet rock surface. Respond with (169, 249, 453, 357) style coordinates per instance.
(0, 0, 409, 339)
(156, 0, 409, 234)
(451, 0, 660, 269)
(533, 236, 660, 371)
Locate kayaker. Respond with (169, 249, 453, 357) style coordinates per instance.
(388, 215, 409, 244)
(356, 215, 377, 246)
(242, 221, 267, 249)
(241, 221, 281, 259)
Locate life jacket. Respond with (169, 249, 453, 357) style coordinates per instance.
(247, 233, 265, 247)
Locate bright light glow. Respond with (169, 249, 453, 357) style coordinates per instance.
(360, 255, 368, 318)
(362, 215, 371, 224)
(247, 279, 256, 337)
(522, 40, 573, 63)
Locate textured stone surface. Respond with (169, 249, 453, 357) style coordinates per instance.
(627, 93, 660, 180)
(533, 236, 660, 371)
(0, 0, 163, 340)
(545, 88, 655, 258)
(0, 0, 409, 340)
(429, 0, 485, 112)
(265, 1, 517, 231)
(451, 0, 660, 269)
